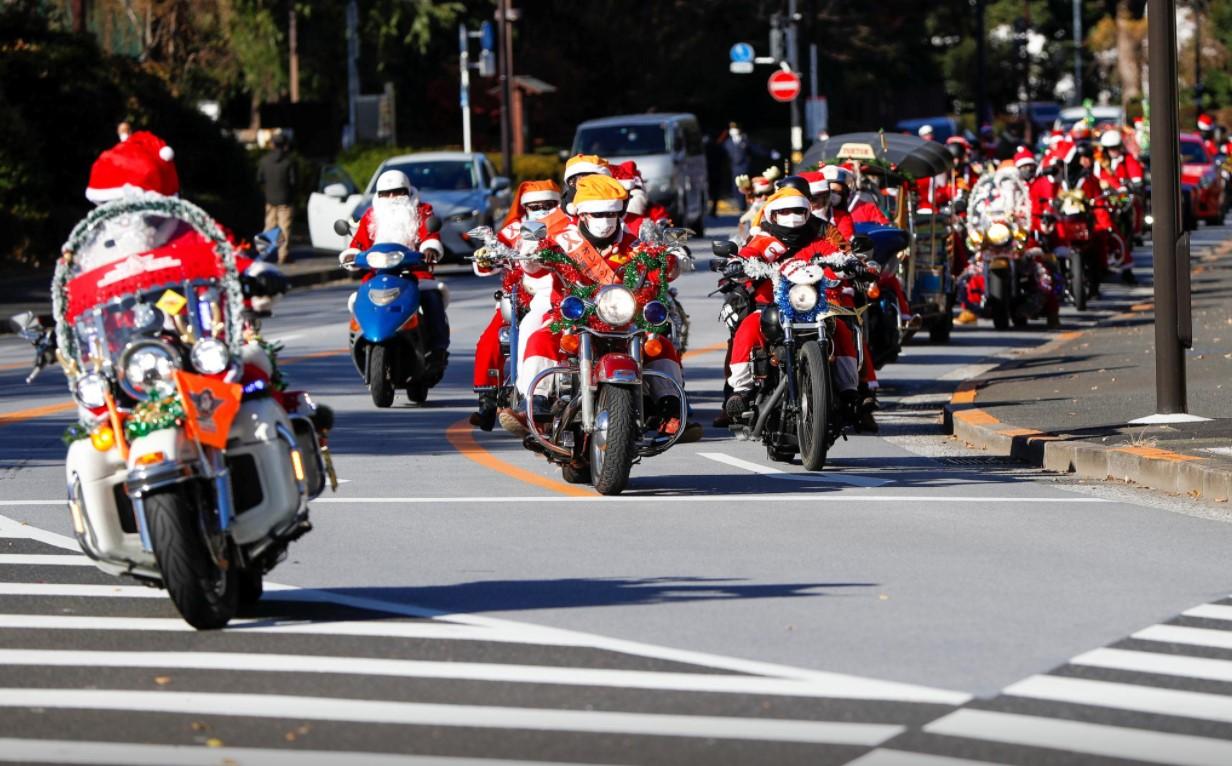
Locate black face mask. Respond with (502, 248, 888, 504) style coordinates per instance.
(764, 215, 821, 253)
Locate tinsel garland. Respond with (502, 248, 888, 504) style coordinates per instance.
(540, 245, 672, 334)
(775, 279, 829, 324)
(61, 422, 91, 446)
(257, 339, 288, 391)
(123, 396, 186, 441)
(54, 194, 246, 377)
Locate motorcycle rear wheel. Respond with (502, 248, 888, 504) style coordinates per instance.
(796, 341, 831, 472)
(590, 385, 637, 495)
(146, 487, 237, 630)
(368, 345, 395, 408)
(1071, 251, 1087, 312)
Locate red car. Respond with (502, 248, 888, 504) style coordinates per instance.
(1180, 132, 1225, 229)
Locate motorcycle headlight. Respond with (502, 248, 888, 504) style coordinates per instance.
(788, 284, 819, 312)
(190, 337, 231, 375)
(594, 286, 637, 326)
(119, 340, 179, 400)
(986, 222, 1011, 246)
(368, 287, 401, 306)
(74, 373, 108, 409)
(642, 300, 669, 326)
(367, 250, 405, 269)
(560, 295, 588, 321)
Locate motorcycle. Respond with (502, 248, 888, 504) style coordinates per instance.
(35, 196, 330, 629)
(636, 219, 695, 353)
(966, 220, 1061, 329)
(851, 224, 911, 369)
(1042, 190, 1110, 312)
(518, 221, 689, 495)
(336, 217, 448, 407)
(711, 250, 876, 470)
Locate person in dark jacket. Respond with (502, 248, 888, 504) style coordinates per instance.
(257, 133, 297, 263)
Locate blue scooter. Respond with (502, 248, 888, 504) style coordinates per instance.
(338, 218, 447, 408)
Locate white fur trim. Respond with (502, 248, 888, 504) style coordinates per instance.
(764, 194, 809, 214)
(1014, 155, 1035, 168)
(564, 161, 608, 180)
(520, 189, 561, 204)
(575, 198, 625, 213)
(158, 146, 175, 162)
(807, 179, 826, 195)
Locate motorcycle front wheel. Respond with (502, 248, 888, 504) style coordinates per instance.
(146, 487, 238, 630)
(590, 385, 637, 495)
(368, 344, 395, 408)
(1071, 250, 1087, 311)
(796, 341, 831, 472)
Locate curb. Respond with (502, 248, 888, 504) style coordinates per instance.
(942, 321, 1232, 504)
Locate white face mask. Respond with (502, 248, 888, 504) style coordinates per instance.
(776, 212, 808, 228)
(585, 215, 619, 238)
(526, 207, 553, 221)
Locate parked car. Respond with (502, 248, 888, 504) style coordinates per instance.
(571, 113, 708, 233)
(1179, 132, 1225, 230)
(307, 152, 511, 256)
(894, 116, 960, 142)
(1056, 105, 1124, 133)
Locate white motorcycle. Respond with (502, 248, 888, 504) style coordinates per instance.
(31, 196, 331, 629)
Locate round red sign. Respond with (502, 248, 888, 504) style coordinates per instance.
(767, 70, 801, 103)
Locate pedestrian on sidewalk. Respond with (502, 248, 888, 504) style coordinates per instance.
(257, 132, 297, 264)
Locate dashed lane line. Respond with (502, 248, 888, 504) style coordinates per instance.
(698, 451, 893, 488)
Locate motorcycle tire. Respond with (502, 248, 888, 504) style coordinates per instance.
(987, 296, 1010, 331)
(561, 463, 590, 484)
(145, 487, 237, 630)
(1205, 212, 1225, 227)
(796, 341, 831, 472)
(1012, 313, 1029, 328)
(767, 443, 796, 463)
(1072, 251, 1087, 312)
(407, 382, 429, 405)
(590, 385, 638, 495)
(928, 313, 953, 344)
(238, 568, 264, 607)
(368, 345, 395, 408)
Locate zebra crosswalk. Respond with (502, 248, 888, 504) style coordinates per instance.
(0, 512, 961, 765)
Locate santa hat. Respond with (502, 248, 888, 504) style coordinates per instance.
(799, 170, 826, 196)
(85, 130, 179, 204)
(564, 154, 611, 183)
(1013, 146, 1036, 168)
(762, 187, 810, 215)
(822, 164, 852, 187)
(609, 161, 644, 191)
(751, 176, 773, 194)
(1198, 113, 1214, 131)
(501, 179, 561, 230)
(1070, 123, 1091, 140)
(572, 174, 628, 213)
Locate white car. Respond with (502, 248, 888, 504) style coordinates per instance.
(307, 151, 511, 257)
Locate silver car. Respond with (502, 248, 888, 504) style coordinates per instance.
(308, 151, 511, 257)
(572, 113, 708, 234)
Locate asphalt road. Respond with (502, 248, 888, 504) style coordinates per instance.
(1, 220, 1231, 764)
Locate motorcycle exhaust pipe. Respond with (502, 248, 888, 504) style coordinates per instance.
(579, 333, 595, 432)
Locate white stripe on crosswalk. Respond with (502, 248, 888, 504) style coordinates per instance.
(0, 689, 904, 746)
(1134, 624, 1232, 650)
(0, 514, 76, 550)
(845, 749, 1002, 766)
(1070, 647, 1232, 683)
(1005, 674, 1232, 724)
(924, 708, 1232, 766)
(0, 737, 603, 766)
(1184, 603, 1232, 622)
(2, 494, 1115, 506)
(698, 452, 892, 488)
(0, 583, 165, 598)
(0, 554, 92, 566)
(0, 649, 942, 700)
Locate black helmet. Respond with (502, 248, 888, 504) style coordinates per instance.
(1075, 143, 1095, 159)
(775, 175, 811, 195)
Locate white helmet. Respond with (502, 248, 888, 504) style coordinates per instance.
(376, 169, 415, 195)
(918, 124, 934, 138)
(1099, 130, 1123, 149)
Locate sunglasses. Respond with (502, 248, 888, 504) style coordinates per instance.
(524, 201, 559, 212)
(377, 189, 410, 199)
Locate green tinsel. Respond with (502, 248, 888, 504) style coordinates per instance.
(258, 338, 288, 391)
(124, 397, 186, 441)
(544, 247, 672, 335)
(61, 422, 91, 446)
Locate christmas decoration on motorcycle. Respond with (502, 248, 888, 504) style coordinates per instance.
(174, 370, 241, 449)
(61, 421, 92, 446)
(123, 396, 186, 441)
(541, 246, 671, 334)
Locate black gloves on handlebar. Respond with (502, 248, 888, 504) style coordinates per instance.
(241, 270, 289, 298)
(721, 259, 746, 279)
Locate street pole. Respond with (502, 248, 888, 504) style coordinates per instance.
(976, 0, 988, 126)
(459, 25, 472, 154)
(497, 0, 514, 179)
(289, 7, 300, 103)
(1194, 2, 1202, 106)
(344, 0, 359, 149)
(1072, 0, 1082, 104)
(786, 0, 802, 167)
(1140, 0, 1191, 419)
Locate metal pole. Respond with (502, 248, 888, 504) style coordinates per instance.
(787, 0, 802, 166)
(289, 7, 300, 103)
(1146, 0, 1187, 414)
(976, 0, 988, 126)
(1194, 3, 1202, 105)
(344, 0, 358, 149)
(1072, 0, 1082, 104)
(459, 25, 472, 154)
(497, 0, 514, 178)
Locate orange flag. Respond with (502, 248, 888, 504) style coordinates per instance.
(175, 371, 242, 449)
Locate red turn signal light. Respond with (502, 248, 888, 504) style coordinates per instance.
(643, 335, 664, 358)
(560, 332, 580, 354)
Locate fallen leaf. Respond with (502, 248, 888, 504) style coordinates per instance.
(153, 676, 171, 686)
(206, 738, 224, 748)
(191, 722, 208, 732)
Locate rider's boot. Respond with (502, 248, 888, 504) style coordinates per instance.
(1120, 267, 1138, 286)
(426, 349, 449, 385)
(857, 386, 879, 434)
(469, 387, 498, 431)
(724, 390, 753, 421)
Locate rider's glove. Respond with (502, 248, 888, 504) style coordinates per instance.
(721, 259, 746, 279)
(474, 246, 495, 270)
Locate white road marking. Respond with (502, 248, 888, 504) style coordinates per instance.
(1133, 624, 1232, 650)
(1070, 647, 1232, 683)
(0, 512, 972, 705)
(0, 738, 609, 766)
(0, 514, 77, 549)
(1183, 603, 1232, 622)
(268, 333, 304, 345)
(1202, 446, 1232, 457)
(937, 362, 1000, 382)
(0, 649, 954, 701)
(1005, 674, 1232, 724)
(0, 554, 92, 566)
(924, 709, 1232, 766)
(698, 452, 893, 487)
(0, 583, 165, 598)
(0, 689, 904, 746)
(845, 750, 1002, 766)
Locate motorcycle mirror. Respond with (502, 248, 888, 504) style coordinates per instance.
(466, 225, 494, 242)
(425, 215, 443, 234)
(711, 240, 738, 257)
(850, 235, 875, 257)
(663, 227, 693, 244)
(333, 219, 353, 237)
(7, 311, 36, 335)
(520, 221, 548, 241)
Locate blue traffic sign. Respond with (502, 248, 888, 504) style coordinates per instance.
(730, 43, 754, 63)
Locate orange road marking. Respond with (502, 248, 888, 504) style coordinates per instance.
(280, 348, 350, 365)
(681, 341, 727, 361)
(954, 409, 999, 426)
(445, 418, 593, 497)
(1115, 445, 1203, 462)
(0, 401, 76, 430)
(1130, 303, 1154, 312)
(951, 389, 977, 405)
(998, 427, 1042, 437)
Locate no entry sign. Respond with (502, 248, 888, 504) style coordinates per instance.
(767, 70, 801, 103)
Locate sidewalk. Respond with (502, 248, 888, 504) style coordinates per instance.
(946, 227, 1232, 502)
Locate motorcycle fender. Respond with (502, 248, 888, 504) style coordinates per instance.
(226, 399, 302, 545)
(126, 428, 196, 476)
(66, 439, 156, 572)
(593, 353, 641, 386)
